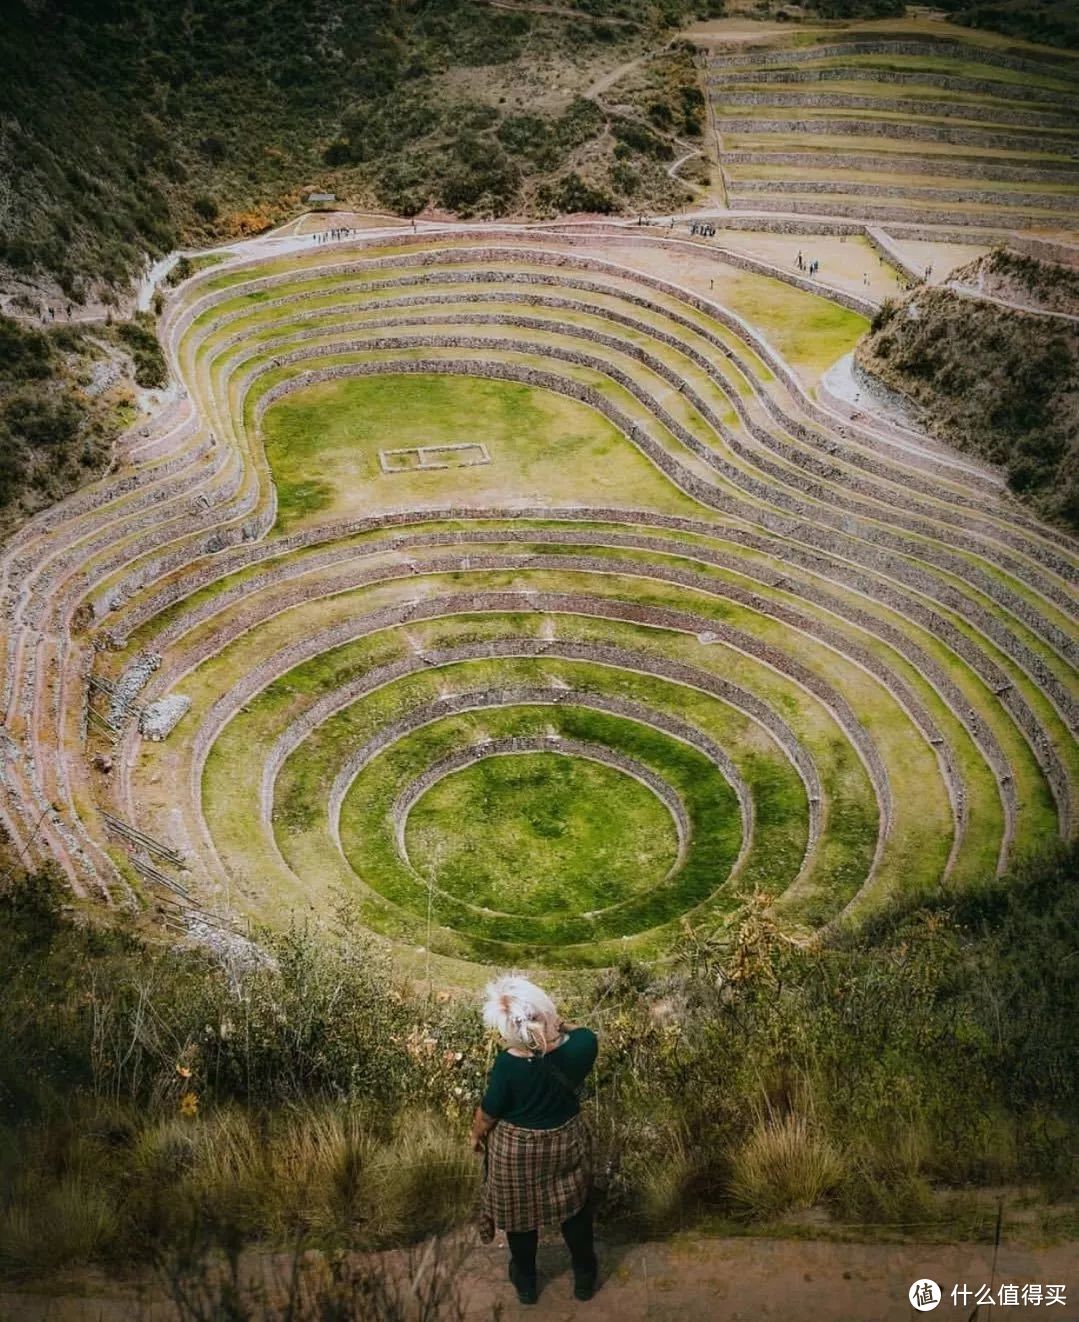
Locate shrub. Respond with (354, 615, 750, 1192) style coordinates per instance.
(540, 172, 616, 215)
(612, 118, 674, 160)
(439, 137, 520, 214)
(116, 315, 167, 388)
(3, 390, 83, 449)
(322, 139, 352, 167)
(870, 298, 897, 333)
(0, 317, 53, 381)
(0, 843, 1076, 1278)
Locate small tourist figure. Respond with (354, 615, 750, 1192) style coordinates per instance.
(797, 250, 804, 270)
(473, 977, 599, 1305)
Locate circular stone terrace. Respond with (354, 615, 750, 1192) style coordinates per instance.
(0, 220, 1075, 981)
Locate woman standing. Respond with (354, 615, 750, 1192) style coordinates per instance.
(470, 975, 599, 1305)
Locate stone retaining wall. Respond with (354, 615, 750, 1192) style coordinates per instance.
(241, 358, 1072, 822)
(154, 239, 1071, 548)
(863, 228, 924, 283)
(714, 89, 1074, 130)
(719, 117, 1079, 157)
(733, 179, 1079, 212)
(707, 41, 1072, 77)
(727, 197, 1060, 229)
(246, 328, 1078, 615)
(107, 518, 1014, 857)
(163, 540, 967, 860)
(722, 150, 1079, 185)
(234, 634, 826, 858)
(390, 736, 692, 870)
(327, 685, 754, 864)
(231, 306, 1068, 583)
(714, 68, 1079, 108)
(1004, 234, 1079, 267)
(111, 491, 1052, 851)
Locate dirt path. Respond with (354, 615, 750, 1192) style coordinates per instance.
(946, 281, 1079, 324)
(586, 54, 647, 100)
(3, 1234, 1078, 1320)
(483, 0, 636, 26)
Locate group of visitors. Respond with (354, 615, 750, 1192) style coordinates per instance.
(690, 221, 717, 237)
(796, 251, 821, 277)
(312, 226, 354, 244)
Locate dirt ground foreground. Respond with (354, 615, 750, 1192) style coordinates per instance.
(4, 1235, 1078, 1321)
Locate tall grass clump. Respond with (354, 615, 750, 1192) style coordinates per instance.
(728, 1112, 843, 1220)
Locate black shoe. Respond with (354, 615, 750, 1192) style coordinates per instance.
(573, 1256, 599, 1301)
(509, 1261, 538, 1305)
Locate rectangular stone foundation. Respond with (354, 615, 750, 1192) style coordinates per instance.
(379, 443, 491, 473)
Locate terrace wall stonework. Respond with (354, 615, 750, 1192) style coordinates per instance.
(390, 736, 693, 869)
(732, 180, 1078, 213)
(721, 150, 1079, 185)
(727, 198, 1062, 229)
(714, 89, 1072, 130)
(718, 117, 1079, 156)
(240, 358, 1072, 825)
(708, 42, 1071, 76)
(715, 68, 1079, 108)
(246, 330, 1078, 621)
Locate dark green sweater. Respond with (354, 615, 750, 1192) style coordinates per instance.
(481, 1028, 598, 1130)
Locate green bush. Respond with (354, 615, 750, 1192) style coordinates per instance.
(439, 136, 520, 215)
(116, 315, 168, 388)
(192, 195, 219, 222)
(3, 390, 84, 450)
(540, 172, 616, 215)
(612, 118, 674, 160)
(0, 317, 53, 381)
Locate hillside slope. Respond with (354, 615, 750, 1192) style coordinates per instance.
(855, 260, 1079, 529)
(0, 314, 165, 533)
(0, 0, 716, 305)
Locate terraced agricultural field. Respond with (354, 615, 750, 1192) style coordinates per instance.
(1, 227, 1075, 983)
(705, 19, 1079, 239)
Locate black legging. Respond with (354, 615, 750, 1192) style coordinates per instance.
(506, 1200, 595, 1281)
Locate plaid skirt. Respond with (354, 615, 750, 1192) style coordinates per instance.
(481, 1113, 592, 1233)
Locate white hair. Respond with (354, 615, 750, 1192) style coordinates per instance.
(483, 975, 560, 1052)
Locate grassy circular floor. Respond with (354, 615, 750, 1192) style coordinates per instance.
(259, 372, 696, 531)
(403, 749, 682, 916)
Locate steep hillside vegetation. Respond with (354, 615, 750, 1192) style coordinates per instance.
(856, 262, 1078, 529)
(0, 0, 718, 304)
(0, 314, 164, 533)
(1, 845, 1076, 1278)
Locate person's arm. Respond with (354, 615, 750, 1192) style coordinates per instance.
(470, 1106, 498, 1153)
(472, 1053, 509, 1152)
